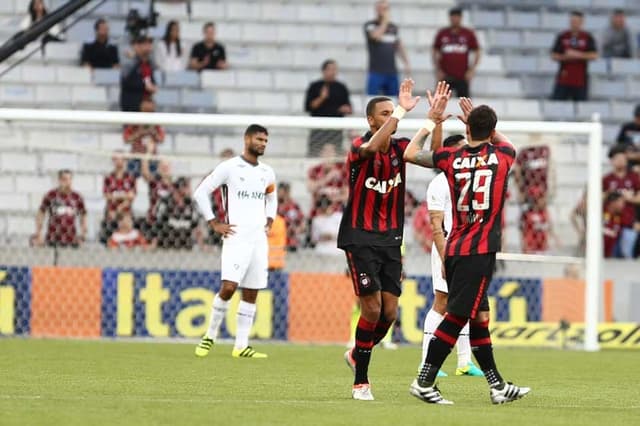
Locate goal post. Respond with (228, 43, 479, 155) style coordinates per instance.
(0, 108, 603, 350)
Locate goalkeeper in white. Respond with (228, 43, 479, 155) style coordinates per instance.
(193, 124, 277, 358)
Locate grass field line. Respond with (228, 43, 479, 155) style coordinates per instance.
(0, 394, 357, 405)
(2, 395, 639, 410)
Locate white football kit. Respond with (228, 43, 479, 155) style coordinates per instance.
(427, 172, 452, 294)
(193, 156, 277, 289)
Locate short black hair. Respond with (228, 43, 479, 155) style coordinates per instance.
(634, 104, 640, 117)
(366, 96, 392, 117)
(613, 9, 625, 15)
(94, 18, 106, 31)
(58, 169, 72, 178)
(321, 59, 336, 71)
(449, 7, 462, 16)
(606, 191, 623, 204)
(467, 105, 497, 141)
(608, 144, 627, 159)
(173, 177, 189, 190)
(278, 181, 290, 191)
(571, 10, 584, 18)
(245, 124, 268, 137)
(203, 22, 215, 31)
(443, 134, 466, 148)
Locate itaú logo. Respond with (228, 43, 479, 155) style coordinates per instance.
(365, 172, 402, 194)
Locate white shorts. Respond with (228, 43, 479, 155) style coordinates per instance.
(431, 243, 448, 295)
(221, 234, 268, 290)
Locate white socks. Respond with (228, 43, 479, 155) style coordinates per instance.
(235, 301, 257, 350)
(206, 294, 229, 340)
(457, 322, 472, 368)
(421, 309, 444, 365)
(421, 308, 472, 369)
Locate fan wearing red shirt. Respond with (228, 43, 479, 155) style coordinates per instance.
(120, 35, 157, 112)
(602, 145, 640, 258)
(603, 192, 625, 258)
(123, 99, 165, 177)
(101, 152, 137, 243)
(276, 182, 305, 250)
(33, 169, 87, 248)
(521, 186, 557, 254)
(404, 85, 530, 404)
(432, 7, 480, 98)
(551, 11, 598, 101)
(108, 213, 148, 249)
(307, 143, 348, 219)
(412, 201, 433, 253)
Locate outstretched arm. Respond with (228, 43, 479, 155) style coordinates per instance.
(403, 81, 451, 168)
(359, 78, 420, 158)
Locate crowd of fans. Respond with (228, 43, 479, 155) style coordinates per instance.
(20, 0, 640, 260)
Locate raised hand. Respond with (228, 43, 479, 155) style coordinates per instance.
(426, 81, 452, 122)
(458, 97, 474, 124)
(397, 78, 420, 112)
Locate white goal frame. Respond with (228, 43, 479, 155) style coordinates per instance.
(0, 108, 603, 351)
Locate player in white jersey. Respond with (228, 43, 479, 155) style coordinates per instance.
(192, 124, 277, 359)
(420, 134, 483, 377)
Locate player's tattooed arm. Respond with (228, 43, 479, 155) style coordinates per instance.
(404, 127, 436, 168)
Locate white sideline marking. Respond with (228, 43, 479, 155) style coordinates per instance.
(0, 395, 358, 405)
(1, 395, 638, 409)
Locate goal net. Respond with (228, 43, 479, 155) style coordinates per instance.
(0, 107, 605, 350)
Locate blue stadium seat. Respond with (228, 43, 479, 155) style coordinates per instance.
(542, 101, 576, 120)
(93, 69, 120, 85)
(182, 89, 217, 111)
(155, 89, 181, 109)
(164, 70, 200, 88)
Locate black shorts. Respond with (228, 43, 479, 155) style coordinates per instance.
(444, 253, 496, 319)
(344, 245, 402, 297)
(445, 77, 470, 98)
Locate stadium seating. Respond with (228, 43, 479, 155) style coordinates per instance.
(0, 0, 633, 250)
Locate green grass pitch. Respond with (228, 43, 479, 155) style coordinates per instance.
(1, 339, 638, 425)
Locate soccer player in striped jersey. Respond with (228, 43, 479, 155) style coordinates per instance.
(421, 133, 483, 378)
(338, 78, 423, 401)
(192, 124, 277, 359)
(403, 84, 530, 405)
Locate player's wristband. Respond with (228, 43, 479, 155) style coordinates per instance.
(422, 119, 436, 133)
(391, 105, 406, 120)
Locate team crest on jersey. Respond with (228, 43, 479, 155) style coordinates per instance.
(452, 153, 499, 169)
(391, 157, 399, 167)
(359, 273, 371, 288)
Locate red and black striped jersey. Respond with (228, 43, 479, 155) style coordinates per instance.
(338, 132, 409, 248)
(434, 139, 516, 256)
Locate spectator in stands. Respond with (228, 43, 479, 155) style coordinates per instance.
(311, 195, 343, 256)
(21, 0, 63, 42)
(364, 0, 410, 96)
(107, 212, 148, 250)
(602, 145, 640, 258)
(153, 177, 201, 250)
(277, 182, 305, 251)
(33, 169, 86, 248)
(550, 11, 598, 101)
(101, 152, 137, 244)
(189, 22, 228, 71)
(617, 104, 640, 147)
(267, 214, 287, 271)
(141, 147, 173, 234)
(120, 35, 157, 112)
(304, 59, 352, 156)
(520, 186, 558, 254)
(602, 9, 633, 58)
(155, 20, 187, 72)
(513, 141, 554, 204)
(412, 201, 433, 253)
(570, 189, 587, 256)
(307, 143, 348, 219)
(123, 99, 165, 176)
(432, 7, 481, 98)
(80, 18, 119, 69)
(603, 192, 625, 258)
